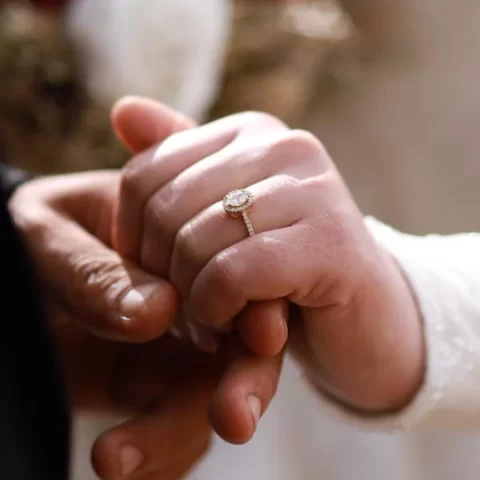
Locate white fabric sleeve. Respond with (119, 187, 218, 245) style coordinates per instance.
(306, 216, 480, 431)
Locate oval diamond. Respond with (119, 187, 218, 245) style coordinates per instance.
(226, 190, 249, 208)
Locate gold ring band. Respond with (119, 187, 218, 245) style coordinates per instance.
(223, 189, 255, 236)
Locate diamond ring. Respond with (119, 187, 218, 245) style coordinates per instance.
(222, 188, 255, 236)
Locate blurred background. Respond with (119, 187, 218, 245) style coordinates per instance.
(3, 0, 480, 479)
(3, 0, 480, 236)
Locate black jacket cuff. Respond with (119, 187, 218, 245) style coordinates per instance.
(0, 163, 35, 201)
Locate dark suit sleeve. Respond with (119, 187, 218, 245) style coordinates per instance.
(0, 162, 35, 200)
(0, 162, 71, 480)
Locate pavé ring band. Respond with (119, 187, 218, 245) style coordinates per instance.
(222, 188, 255, 236)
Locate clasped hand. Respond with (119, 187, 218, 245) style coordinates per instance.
(9, 97, 424, 480)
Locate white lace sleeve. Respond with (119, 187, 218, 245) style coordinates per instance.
(308, 216, 480, 431)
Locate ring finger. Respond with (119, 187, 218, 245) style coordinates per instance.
(139, 128, 314, 276)
(168, 174, 314, 299)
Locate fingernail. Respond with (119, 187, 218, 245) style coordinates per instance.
(247, 395, 262, 428)
(120, 445, 143, 476)
(120, 284, 158, 320)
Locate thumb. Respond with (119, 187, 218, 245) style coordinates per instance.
(111, 96, 196, 154)
(11, 172, 180, 343)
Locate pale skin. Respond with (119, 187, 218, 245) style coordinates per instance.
(115, 97, 425, 417)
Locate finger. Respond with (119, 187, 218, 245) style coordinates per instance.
(117, 112, 285, 269)
(133, 441, 210, 480)
(236, 300, 289, 357)
(120, 124, 236, 265)
(112, 97, 197, 259)
(92, 364, 215, 480)
(185, 300, 288, 357)
(50, 210, 179, 341)
(210, 338, 284, 445)
(117, 117, 241, 266)
(170, 304, 221, 353)
(169, 174, 311, 297)
(140, 125, 301, 276)
(190, 223, 316, 330)
(112, 98, 209, 345)
(111, 96, 196, 154)
(16, 193, 179, 342)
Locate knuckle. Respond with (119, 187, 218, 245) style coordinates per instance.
(260, 129, 326, 169)
(144, 187, 177, 237)
(290, 129, 323, 151)
(285, 129, 324, 156)
(286, 130, 331, 171)
(120, 161, 146, 203)
(209, 251, 240, 293)
(274, 173, 301, 191)
(9, 179, 52, 220)
(319, 211, 357, 256)
(121, 135, 181, 203)
(173, 222, 199, 264)
(71, 251, 128, 305)
(9, 204, 46, 237)
(156, 130, 185, 155)
(9, 199, 54, 245)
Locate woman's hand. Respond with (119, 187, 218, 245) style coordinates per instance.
(115, 103, 424, 414)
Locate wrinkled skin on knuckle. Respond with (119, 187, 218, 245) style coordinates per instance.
(287, 130, 331, 169)
(257, 129, 331, 177)
(70, 250, 130, 311)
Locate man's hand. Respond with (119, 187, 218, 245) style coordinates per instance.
(9, 168, 215, 479)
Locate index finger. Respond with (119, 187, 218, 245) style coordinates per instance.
(210, 337, 285, 445)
